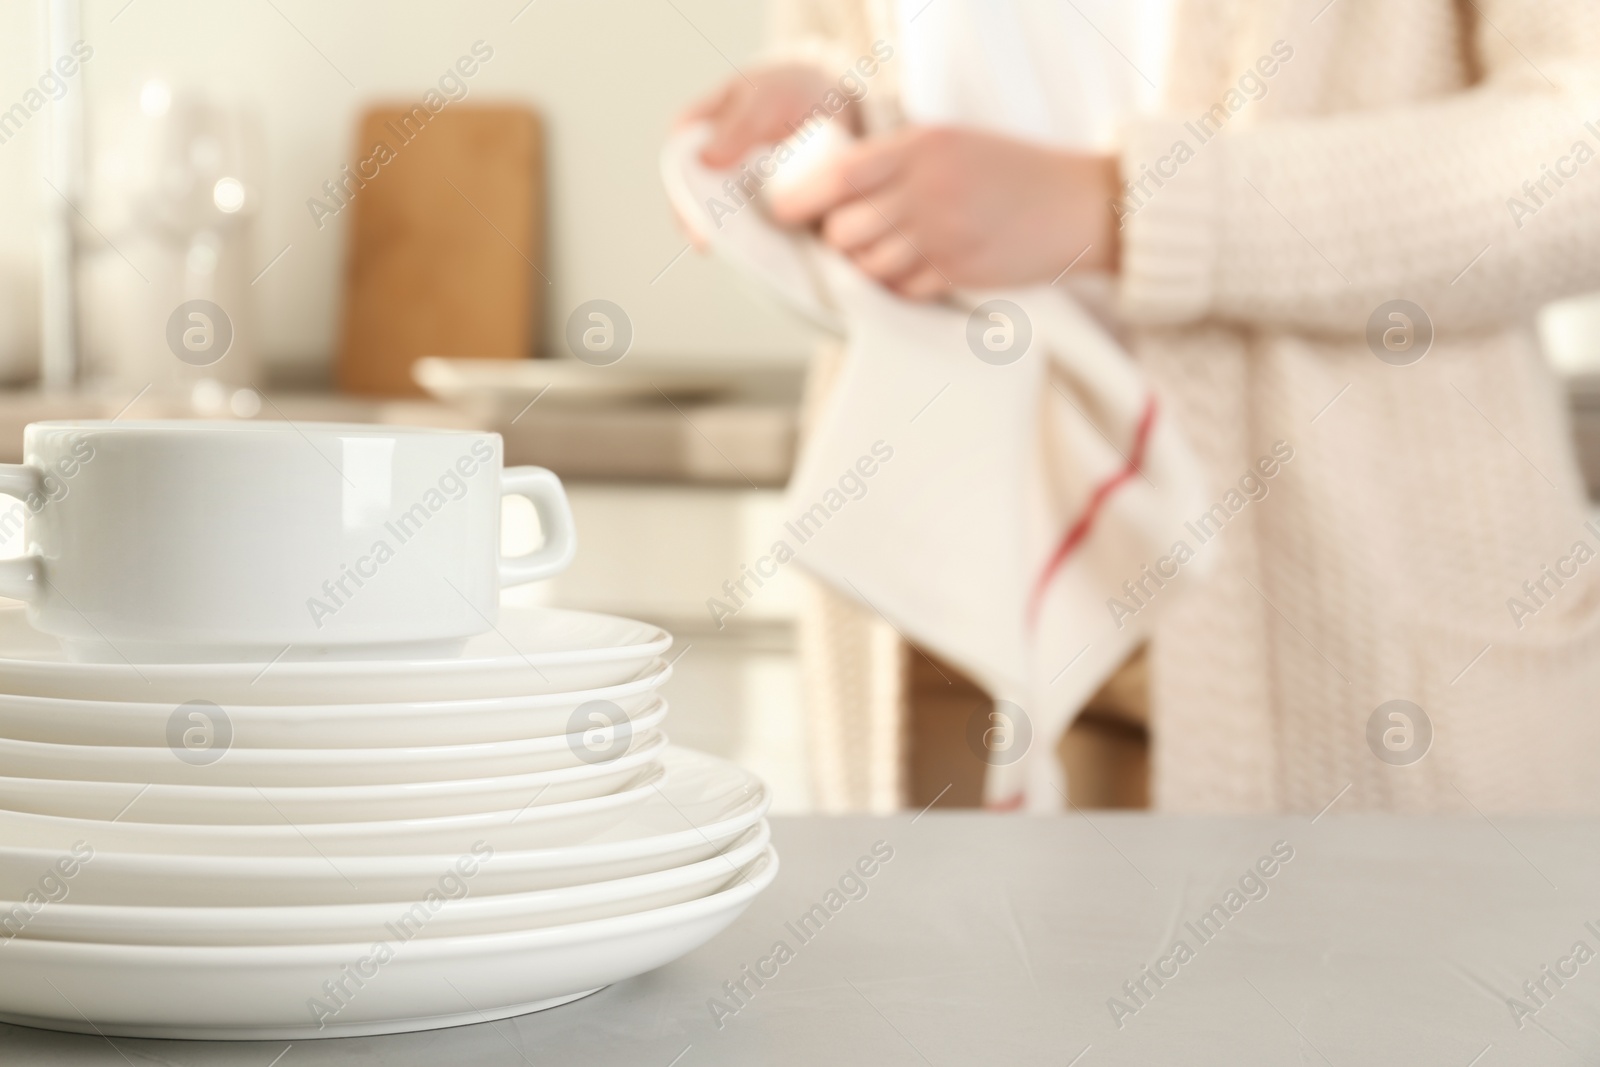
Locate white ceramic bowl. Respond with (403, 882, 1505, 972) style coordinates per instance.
(0, 421, 579, 659)
(0, 847, 778, 1039)
(0, 748, 764, 905)
(0, 730, 668, 824)
(0, 660, 670, 748)
(0, 603, 671, 703)
(0, 761, 667, 857)
(2, 821, 770, 945)
(0, 699, 667, 787)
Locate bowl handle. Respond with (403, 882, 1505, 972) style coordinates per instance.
(499, 466, 577, 588)
(0, 464, 44, 603)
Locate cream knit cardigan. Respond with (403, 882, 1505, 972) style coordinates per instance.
(773, 0, 1600, 813)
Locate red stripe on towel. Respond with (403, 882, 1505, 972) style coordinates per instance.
(986, 791, 1027, 812)
(1026, 395, 1159, 629)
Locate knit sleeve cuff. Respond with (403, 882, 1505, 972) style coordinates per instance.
(1115, 117, 1222, 326)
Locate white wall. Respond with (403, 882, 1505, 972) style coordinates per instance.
(0, 0, 817, 376)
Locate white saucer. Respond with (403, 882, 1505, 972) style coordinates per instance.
(0, 747, 766, 905)
(0, 761, 667, 857)
(0, 729, 668, 824)
(0, 660, 671, 748)
(0, 698, 667, 788)
(0, 603, 671, 703)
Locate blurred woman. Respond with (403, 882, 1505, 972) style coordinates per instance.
(679, 1, 1600, 813)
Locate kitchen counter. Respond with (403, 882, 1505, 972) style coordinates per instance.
(5, 812, 1597, 1065)
(10, 363, 1600, 493)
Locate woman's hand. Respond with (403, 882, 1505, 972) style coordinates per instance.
(768, 126, 1120, 299)
(677, 64, 860, 169)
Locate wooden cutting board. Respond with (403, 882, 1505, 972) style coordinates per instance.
(335, 104, 543, 397)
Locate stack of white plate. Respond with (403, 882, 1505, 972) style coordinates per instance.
(0, 418, 777, 1039)
(0, 605, 775, 1040)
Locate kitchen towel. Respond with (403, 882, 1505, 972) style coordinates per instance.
(663, 123, 1207, 808)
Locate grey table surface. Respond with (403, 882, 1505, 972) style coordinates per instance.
(4, 812, 1599, 1066)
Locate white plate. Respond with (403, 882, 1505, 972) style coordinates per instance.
(4, 821, 770, 946)
(0, 730, 668, 824)
(415, 356, 804, 413)
(0, 760, 666, 857)
(0, 698, 667, 787)
(0, 660, 671, 748)
(0, 603, 670, 703)
(0, 748, 764, 905)
(0, 847, 778, 1039)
